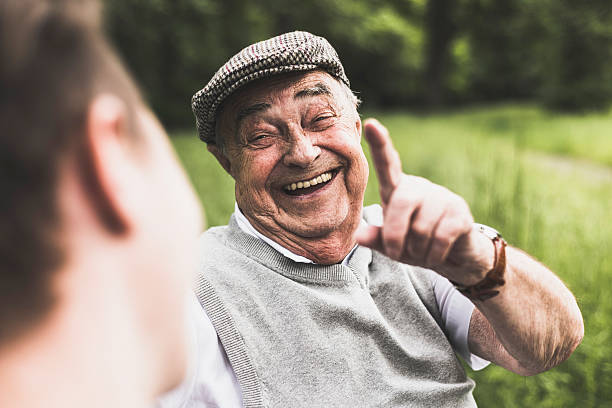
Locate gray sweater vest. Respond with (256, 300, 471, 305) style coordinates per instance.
(195, 206, 477, 408)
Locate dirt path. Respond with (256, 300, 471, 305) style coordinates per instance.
(525, 151, 612, 183)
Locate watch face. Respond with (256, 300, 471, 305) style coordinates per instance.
(475, 223, 502, 240)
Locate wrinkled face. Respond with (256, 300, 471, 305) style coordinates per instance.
(216, 70, 369, 263)
(131, 107, 203, 391)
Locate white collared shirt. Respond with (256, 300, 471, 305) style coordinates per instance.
(233, 202, 360, 265)
(157, 206, 489, 408)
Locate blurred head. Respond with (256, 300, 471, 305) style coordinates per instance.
(0, 0, 202, 398)
(209, 69, 368, 264)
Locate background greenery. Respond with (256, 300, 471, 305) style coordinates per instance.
(101, 1, 612, 406)
(105, 0, 612, 128)
(172, 105, 612, 407)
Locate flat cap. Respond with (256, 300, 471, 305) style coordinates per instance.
(191, 31, 349, 145)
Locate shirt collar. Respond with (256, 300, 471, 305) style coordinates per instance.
(233, 203, 357, 265)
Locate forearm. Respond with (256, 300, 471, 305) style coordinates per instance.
(471, 246, 584, 374)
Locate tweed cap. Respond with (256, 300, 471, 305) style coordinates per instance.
(191, 31, 350, 145)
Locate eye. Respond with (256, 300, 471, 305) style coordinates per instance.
(314, 113, 334, 122)
(244, 133, 275, 149)
(309, 112, 336, 131)
(246, 131, 273, 143)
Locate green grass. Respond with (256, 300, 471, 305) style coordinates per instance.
(172, 104, 612, 407)
(376, 104, 612, 167)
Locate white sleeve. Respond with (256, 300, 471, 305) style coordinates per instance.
(155, 294, 243, 408)
(430, 272, 490, 371)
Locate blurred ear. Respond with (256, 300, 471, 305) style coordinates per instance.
(79, 93, 135, 234)
(356, 116, 362, 139)
(207, 144, 233, 177)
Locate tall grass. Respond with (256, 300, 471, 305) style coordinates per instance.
(172, 105, 612, 407)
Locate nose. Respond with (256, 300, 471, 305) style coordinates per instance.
(282, 128, 321, 168)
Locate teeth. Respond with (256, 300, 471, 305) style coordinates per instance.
(284, 171, 334, 191)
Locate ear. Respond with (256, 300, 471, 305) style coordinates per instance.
(207, 144, 234, 177)
(79, 93, 135, 234)
(355, 116, 362, 139)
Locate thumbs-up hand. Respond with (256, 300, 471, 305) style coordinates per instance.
(355, 119, 495, 286)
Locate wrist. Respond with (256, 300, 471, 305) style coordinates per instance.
(451, 224, 507, 301)
(472, 226, 497, 278)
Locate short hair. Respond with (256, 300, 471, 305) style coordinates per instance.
(0, 0, 142, 344)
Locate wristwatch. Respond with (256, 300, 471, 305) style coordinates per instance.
(451, 223, 508, 302)
(474, 223, 501, 241)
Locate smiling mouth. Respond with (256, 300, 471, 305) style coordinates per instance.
(283, 169, 338, 196)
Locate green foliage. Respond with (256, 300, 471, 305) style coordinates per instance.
(535, 1, 612, 111)
(456, 0, 541, 102)
(104, 1, 612, 126)
(104, 0, 426, 126)
(104, 0, 273, 127)
(173, 105, 612, 407)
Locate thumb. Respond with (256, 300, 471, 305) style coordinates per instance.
(355, 224, 384, 252)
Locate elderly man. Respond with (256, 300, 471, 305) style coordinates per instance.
(173, 32, 583, 407)
(0, 1, 203, 407)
